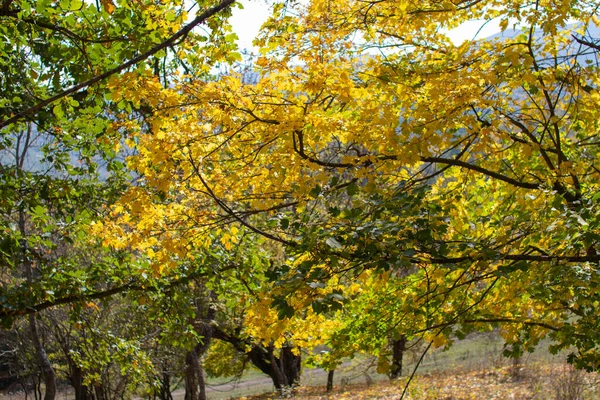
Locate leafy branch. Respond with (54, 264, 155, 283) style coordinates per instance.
(0, 0, 236, 130)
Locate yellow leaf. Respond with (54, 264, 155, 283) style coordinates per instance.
(101, 0, 115, 14)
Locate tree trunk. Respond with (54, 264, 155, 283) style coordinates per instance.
(197, 359, 207, 400)
(69, 362, 90, 400)
(267, 343, 287, 389)
(21, 208, 56, 400)
(389, 334, 407, 380)
(212, 327, 302, 391)
(158, 371, 174, 400)
(184, 340, 211, 400)
(253, 343, 301, 390)
(184, 341, 211, 400)
(184, 350, 201, 400)
(51, 324, 90, 400)
(28, 315, 56, 400)
(184, 295, 214, 400)
(327, 370, 334, 392)
(280, 345, 301, 386)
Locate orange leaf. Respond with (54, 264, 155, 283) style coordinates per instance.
(101, 0, 115, 14)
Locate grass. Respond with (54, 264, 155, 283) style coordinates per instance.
(243, 362, 600, 400)
(203, 330, 599, 399)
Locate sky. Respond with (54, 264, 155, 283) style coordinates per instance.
(229, 0, 272, 51)
(229, 0, 504, 52)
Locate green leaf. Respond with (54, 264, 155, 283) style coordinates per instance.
(53, 104, 64, 118)
(272, 298, 295, 319)
(310, 184, 322, 198)
(280, 218, 289, 229)
(402, 248, 417, 257)
(494, 260, 528, 277)
(69, 0, 82, 10)
(346, 182, 359, 196)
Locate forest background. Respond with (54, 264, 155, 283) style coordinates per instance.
(1, 0, 600, 398)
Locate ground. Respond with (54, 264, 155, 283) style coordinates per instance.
(243, 363, 600, 400)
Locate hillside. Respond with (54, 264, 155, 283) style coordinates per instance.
(245, 362, 599, 400)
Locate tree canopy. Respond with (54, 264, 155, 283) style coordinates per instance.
(2, 0, 600, 398)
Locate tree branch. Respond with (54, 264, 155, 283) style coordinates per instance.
(420, 156, 540, 189)
(572, 35, 600, 52)
(0, 0, 236, 130)
(188, 155, 298, 248)
(289, 129, 542, 191)
(428, 253, 600, 264)
(0, 261, 228, 320)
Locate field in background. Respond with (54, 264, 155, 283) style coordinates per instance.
(246, 362, 600, 399)
(201, 330, 600, 399)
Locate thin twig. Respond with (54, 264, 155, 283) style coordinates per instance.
(400, 340, 433, 400)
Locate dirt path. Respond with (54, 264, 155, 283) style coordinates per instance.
(168, 376, 276, 400)
(176, 365, 355, 399)
(172, 367, 338, 399)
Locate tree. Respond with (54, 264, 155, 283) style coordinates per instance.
(99, 0, 600, 377)
(0, 0, 240, 398)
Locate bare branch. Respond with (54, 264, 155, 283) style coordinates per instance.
(572, 35, 600, 52)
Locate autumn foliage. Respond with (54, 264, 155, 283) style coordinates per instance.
(2, 0, 600, 398)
